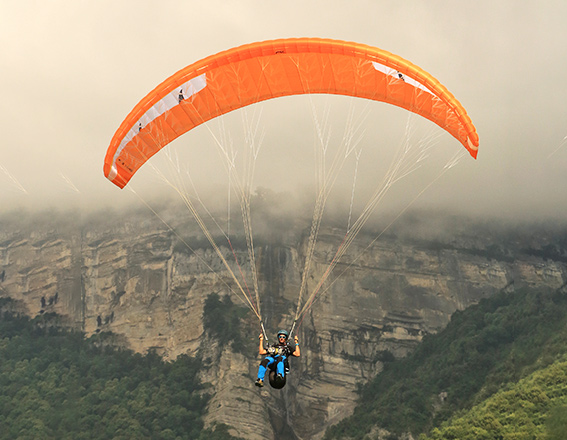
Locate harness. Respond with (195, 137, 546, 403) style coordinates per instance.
(267, 344, 292, 357)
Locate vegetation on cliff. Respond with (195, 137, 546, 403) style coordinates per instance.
(0, 298, 238, 440)
(202, 292, 255, 356)
(324, 287, 567, 439)
(423, 358, 567, 439)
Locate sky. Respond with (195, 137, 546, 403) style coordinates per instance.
(2, 1, 567, 223)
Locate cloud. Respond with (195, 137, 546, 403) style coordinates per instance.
(1, 1, 567, 222)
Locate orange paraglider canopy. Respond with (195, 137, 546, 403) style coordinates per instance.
(104, 38, 479, 188)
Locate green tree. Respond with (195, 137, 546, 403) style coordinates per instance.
(545, 405, 567, 440)
(0, 298, 245, 439)
(326, 287, 567, 439)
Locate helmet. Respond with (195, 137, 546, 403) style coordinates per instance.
(277, 329, 289, 340)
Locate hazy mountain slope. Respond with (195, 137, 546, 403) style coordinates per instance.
(324, 287, 567, 439)
(423, 358, 567, 440)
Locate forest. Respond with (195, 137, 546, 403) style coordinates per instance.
(324, 286, 567, 439)
(0, 298, 239, 440)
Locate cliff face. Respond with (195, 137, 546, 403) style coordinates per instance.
(0, 210, 565, 439)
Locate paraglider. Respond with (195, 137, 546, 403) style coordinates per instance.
(255, 330, 300, 389)
(103, 38, 479, 390)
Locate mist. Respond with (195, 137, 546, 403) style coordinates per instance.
(2, 1, 567, 225)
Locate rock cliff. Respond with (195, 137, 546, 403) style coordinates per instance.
(0, 209, 565, 439)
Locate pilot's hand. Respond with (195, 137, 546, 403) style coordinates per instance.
(259, 333, 264, 340)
